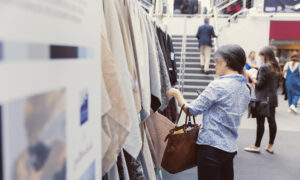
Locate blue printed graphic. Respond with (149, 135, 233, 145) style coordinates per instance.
(0, 42, 3, 61)
(80, 92, 88, 125)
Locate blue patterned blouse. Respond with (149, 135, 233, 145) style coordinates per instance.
(187, 74, 250, 152)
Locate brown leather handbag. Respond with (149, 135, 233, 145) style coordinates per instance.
(161, 105, 200, 174)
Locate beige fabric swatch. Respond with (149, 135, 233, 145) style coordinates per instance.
(145, 112, 175, 168)
(114, 0, 142, 113)
(101, 77, 112, 159)
(101, 33, 131, 174)
(142, 124, 157, 180)
(128, 1, 151, 116)
(103, 0, 142, 159)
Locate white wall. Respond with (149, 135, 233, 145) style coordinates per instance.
(217, 17, 271, 62)
(163, 16, 207, 35)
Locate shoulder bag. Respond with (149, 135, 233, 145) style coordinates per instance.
(161, 105, 200, 174)
(247, 85, 270, 118)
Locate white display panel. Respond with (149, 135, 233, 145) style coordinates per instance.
(0, 0, 102, 179)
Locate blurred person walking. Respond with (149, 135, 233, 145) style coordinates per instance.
(244, 47, 281, 154)
(196, 17, 217, 75)
(167, 45, 250, 180)
(283, 53, 300, 114)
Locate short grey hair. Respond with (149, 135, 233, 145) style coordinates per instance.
(204, 17, 209, 24)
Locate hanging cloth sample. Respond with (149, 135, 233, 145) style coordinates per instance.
(101, 32, 132, 174)
(101, 0, 180, 179)
(157, 27, 177, 86)
(145, 111, 175, 168)
(105, 164, 120, 180)
(141, 124, 156, 179)
(123, 0, 144, 110)
(114, 0, 142, 113)
(143, 15, 162, 112)
(145, 123, 164, 180)
(127, 0, 151, 119)
(101, 77, 112, 160)
(117, 150, 130, 180)
(167, 35, 178, 82)
(124, 150, 146, 180)
(137, 5, 151, 119)
(154, 30, 172, 111)
(103, 0, 142, 159)
(145, 125, 159, 167)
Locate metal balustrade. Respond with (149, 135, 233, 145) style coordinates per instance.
(178, 17, 187, 94)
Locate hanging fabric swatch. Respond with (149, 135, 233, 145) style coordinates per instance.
(103, 0, 142, 159)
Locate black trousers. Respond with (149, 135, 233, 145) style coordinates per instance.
(197, 145, 237, 180)
(255, 106, 277, 147)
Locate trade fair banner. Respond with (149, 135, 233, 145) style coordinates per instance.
(264, 0, 300, 13)
(0, 0, 102, 179)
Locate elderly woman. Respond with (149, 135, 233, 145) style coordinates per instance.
(167, 45, 250, 180)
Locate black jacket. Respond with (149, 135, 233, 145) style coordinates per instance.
(157, 27, 177, 86)
(255, 65, 280, 107)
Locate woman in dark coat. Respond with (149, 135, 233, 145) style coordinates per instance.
(244, 47, 281, 154)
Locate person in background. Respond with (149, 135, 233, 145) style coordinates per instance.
(282, 60, 289, 101)
(167, 45, 250, 180)
(245, 51, 258, 80)
(283, 53, 300, 114)
(244, 47, 281, 154)
(203, 6, 208, 14)
(196, 17, 217, 75)
(188, 0, 198, 14)
(174, 3, 182, 14)
(246, 0, 253, 9)
(271, 46, 280, 63)
(181, 0, 189, 14)
(245, 51, 257, 70)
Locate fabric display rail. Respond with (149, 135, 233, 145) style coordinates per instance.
(101, 0, 178, 179)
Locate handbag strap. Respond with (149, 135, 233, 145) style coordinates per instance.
(175, 104, 185, 126)
(164, 105, 198, 140)
(183, 115, 189, 133)
(246, 83, 252, 96)
(175, 104, 197, 128)
(182, 114, 197, 133)
(185, 115, 196, 125)
(192, 116, 196, 125)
